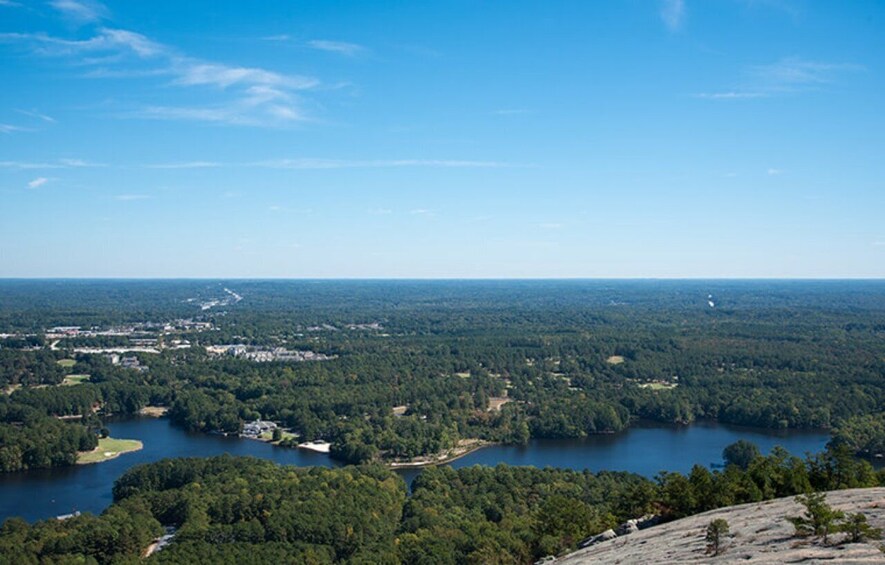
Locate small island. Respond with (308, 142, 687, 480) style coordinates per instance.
(77, 437, 143, 465)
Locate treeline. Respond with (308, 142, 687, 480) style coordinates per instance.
(657, 444, 879, 519)
(830, 414, 885, 459)
(0, 414, 97, 472)
(1, 443, 882, 563)
(0, 351, 167, 472)
(0, 349, 64, 388)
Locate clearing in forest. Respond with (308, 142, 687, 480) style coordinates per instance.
(62, 374, 90, 386)
(77, 437, 143, 464)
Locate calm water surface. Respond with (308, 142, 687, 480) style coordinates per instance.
(0, 418, 828, 522)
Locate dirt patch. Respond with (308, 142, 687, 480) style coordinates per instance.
(488, 397, 511, 411)
(138, 406, 169, 417)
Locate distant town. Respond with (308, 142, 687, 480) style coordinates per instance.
(0, 288, 383, 367)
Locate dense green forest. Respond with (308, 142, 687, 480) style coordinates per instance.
(0, 280, 883, 470)
(0, 445, 880, 564)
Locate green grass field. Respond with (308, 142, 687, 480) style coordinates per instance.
(62, 374, 91, 386)
(56, 359, 77, 368)
(259, 429, 298, 443)
(77, 437, 143, 464)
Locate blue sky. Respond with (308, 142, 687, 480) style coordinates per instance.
(1, 0, 883, 278)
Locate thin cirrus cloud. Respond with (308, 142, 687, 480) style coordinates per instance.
(750, 57, 864, 86)
(0, 3, 320, 127)
(307, 39, 366, 57)
(0, 123, 30, 134)
(1, 158, 511, 171)
(0, 158, 103, 169)
(251, 158, 512, 170)
(27, 177, 49, 188)
(141, 159, 512, 170)
(660, 0, 685, 32)
(694, 92, 767, 100)
(50, 0, 109, 23)
(696, 57, 864, 100)
(16, 109, 56, 123)
(145, 161, 222, 169)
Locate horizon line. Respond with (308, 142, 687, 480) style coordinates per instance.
(1, 277, 884, 282)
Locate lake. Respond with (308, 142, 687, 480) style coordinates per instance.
(0, 418, 829, 522)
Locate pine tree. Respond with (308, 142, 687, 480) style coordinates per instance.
(787, 492, 844, 544)
(705, 518, 729, 556)
(839, 512, 883, 544)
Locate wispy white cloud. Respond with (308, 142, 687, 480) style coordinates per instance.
(750, 57, 864, 86)
(874, 241, 885, 247)
(0, 158, 101, 169)
(268, 205, 312, 214)
(16, 109, 56, 123)
(139, 99, 306, 126)
(28, 177, 49, 188)
(261, 34, 291, 42)
(59, 157, 105, 167)
(0, 161, 61, 169)
(697, 57, 865, 100)
(174, 64, 316, 90)
(1, 19, 319, 127)
(660, 0, 685, 31)
(767, 168, 784, 175)
(694, 91, 767, 100)
(145, 161, 221, 169)
(253, 158, 511, 169)
(0, 1, 22, 7)
(0, 28, 164, 58)
(50, 0, 108, 23)
(0, 123, 30, 134)
(308, 39, 366, 57)
(115, 194, 149, 201)
(409, 209, 432, 215)
(4, 157, 514, 171)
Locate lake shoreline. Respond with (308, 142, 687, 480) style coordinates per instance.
(0, 417, 832, 523)
(387, 440, 495, 469)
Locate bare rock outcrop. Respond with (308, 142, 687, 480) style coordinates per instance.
(555, 487, 885, 564)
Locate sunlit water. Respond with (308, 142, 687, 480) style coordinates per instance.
(0, 417, 829, 522)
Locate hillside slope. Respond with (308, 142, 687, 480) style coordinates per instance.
(556, 487, 885, 564)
